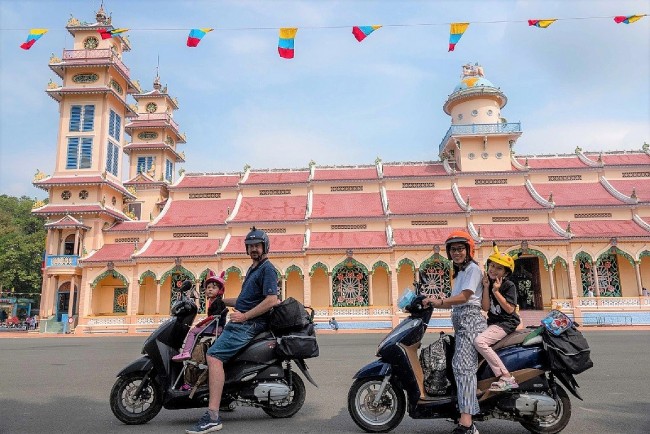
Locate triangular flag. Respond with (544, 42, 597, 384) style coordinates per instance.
(352, 25, 382, 42)
(278, 28, 298, 59)
(187, 28, 214, 47)
(528, 19, 557, 28)
(614, 15, 645, 24)
(448, 23, 469, 52)
(20, 28, 48, 50)
(98, 28, 129, 40)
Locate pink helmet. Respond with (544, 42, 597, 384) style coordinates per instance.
(204, 270, 225, 295)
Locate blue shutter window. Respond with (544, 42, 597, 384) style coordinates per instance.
(106, 141, 114, 174)
(108, 110, 122, 140)
(69, 105, 81, 132)
(137, 157, 146, 174)
(112, 143, 119, 175)
(114, 113, 121, 141)
(109, 110, 116, 139)
(80, 138, 93, 169)
(165, 159, 173, 182)
(82, 105, 95, 131)
(66, 137, 80, 169)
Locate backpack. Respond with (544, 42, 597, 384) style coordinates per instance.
(275, 323, 319, 359)
(419, 334, 451, 396)
(269, 297, 314, 334)
(184, 337, 213, 398)
(542, 325, 593, 375)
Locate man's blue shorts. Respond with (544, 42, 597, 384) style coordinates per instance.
(206, 321, 266, 362)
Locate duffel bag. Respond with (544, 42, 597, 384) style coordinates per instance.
(276, 334, 319, 359)
(269, 297, 314, 333)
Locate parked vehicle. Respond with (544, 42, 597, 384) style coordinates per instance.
(110, 280, 318, 425)
(348, 288, 585, 433)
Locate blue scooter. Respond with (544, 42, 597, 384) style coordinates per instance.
(348, 288, 582, 433)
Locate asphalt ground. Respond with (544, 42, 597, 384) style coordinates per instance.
(0, 330, 649, 434)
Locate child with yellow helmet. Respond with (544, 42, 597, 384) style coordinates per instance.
(474, 243, 521, 392)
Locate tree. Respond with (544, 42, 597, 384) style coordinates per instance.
(0, 195, 46, 295)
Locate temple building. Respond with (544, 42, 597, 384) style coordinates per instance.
(32, 8, 650, 333)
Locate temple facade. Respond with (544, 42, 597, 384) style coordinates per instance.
(33, 8, 650, 334)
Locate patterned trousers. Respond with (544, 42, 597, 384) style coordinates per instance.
(451, 305, 487, 415)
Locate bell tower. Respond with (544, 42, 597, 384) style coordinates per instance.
(438, 63, 522, 172)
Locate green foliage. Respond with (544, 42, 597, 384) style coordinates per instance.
(0, 195, 46, 295)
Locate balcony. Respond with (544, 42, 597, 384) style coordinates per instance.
(46, 255, 79, 267)
(60, 49, 130, 78)
(438, 122, 522, 154)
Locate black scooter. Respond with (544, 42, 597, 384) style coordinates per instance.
(348, 289, 581, 433)
(110, 281, 317, 425)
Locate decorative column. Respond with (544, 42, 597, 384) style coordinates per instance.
(566, 246, 581, 319)
(548, 265, 557, 299)
(303, 272, 311, 307)
(390, 260, 400, 327)
(68, 276, 76, 317)
(592, 262, 601, 297)
(634, 261, 644, 296)
(53, 276, 60, 318)
(327, 273, 333, 308)
(281, 277, 287, 301)
(44, 275, 54, 317)
(368, 272, 374, 307)
(155, 280, 161, 315)
(57, 229, 63, 254)
(74, 228, 80, 255)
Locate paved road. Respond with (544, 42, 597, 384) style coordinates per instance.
(0, 330, 648, 434)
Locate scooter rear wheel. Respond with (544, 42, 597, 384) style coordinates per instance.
(110, 372, 163, 425)
(262, 371, 306, 418)
(519, 384, 572, 434)
(348, 377, 406, 433)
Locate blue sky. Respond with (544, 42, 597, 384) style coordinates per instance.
(0, 0, 648, 199)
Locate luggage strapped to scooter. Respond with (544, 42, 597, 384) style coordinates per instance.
(269, 298, 319, 359)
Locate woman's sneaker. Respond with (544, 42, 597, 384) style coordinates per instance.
(452, 423, 479, 434)
(186, 411, 222, 433)
(489, 376, 519, 392)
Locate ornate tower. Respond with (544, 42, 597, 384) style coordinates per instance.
(438, 63, 522, 172)
(123, 75, 187, 221)
(32, 6, 138, 322)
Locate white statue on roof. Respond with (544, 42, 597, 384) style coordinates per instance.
(462, 63, 484, 78)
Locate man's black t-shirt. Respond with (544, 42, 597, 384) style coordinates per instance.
(487, 279, 520, 334)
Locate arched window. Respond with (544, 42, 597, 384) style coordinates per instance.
(419, 260, 451, 298)
(332, 260, 369, 307)
(596, 255, 621, 297)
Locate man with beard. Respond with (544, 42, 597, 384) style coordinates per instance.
(187, 227, 279, 434)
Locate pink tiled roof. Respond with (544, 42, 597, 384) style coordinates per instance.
(32, 204, 129, 220)
(105, 221, 149, 232)
(34, 175, 135, 198)
(311, 193, 385, 218)
(532, 182, 623, 207)
(83, 244, 135, 263)
(608, 179, 650, 203)
(308, 231, 388, 249)
(222, 234, 304, 253)
(382, 163, 447, 178)
(387, 189, 463, 214)
(392, 227, 465, 246)
(456, 185, 544, 210)
(558, 220, 650, 238)
(586, 152, 650, 166)
(475, 223, 564, 241)
(174, 174, 240, 189)
(232, 196, 307, 222)
(244, 171, 310, 185)
(44, 215, 89, 229)
(153, 199, 235, 227)
(313, 167, 378, 181)
(516, 155, 587, 170)
(137, 239, 220, 258)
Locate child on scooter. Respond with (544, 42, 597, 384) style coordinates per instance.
(474, 243, 521, 392)
(424, 230, 486, 434)
(172, 270, 228, 362)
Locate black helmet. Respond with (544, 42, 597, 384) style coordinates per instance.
(244, 226, 270, 254)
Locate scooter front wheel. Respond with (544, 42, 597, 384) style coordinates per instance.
(348, 377, 406, 433)
(110, 372, 163, 425)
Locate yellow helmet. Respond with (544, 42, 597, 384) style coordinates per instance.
(487, 243, 515, 273)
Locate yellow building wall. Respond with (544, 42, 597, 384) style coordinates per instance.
(372, 268, 390, 306)
(311, 269, 330, 307)
(92, 276, 127, 315)
(641, 257, 650, 291)
(138, 277, 157, 315)
(224, 272, 243, 299)
(553, 266, 571, 299)
(618, 257, 638, 297)
(397, 267, 415, 296)
(286, 272, 304, 303)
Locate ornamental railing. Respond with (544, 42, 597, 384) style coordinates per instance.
(313, 306, 394, 317)
(62, 49, 130, 78)
(438, 122, 522, 154)
(46, 255, 79, 267)
(129, 112, 180, 131)
(553, 297, 650, 309)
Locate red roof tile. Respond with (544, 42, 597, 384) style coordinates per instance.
(607, 179, 650, 203)
(105, 221, 149, 232)
(387, 189, 463, 214)
(311, 193, 385, 218)
(313, 167, 378, 181)
(558, 220, 650, 238)
(392, 227, 465, 246)
(532, 182, 623, 206)
(382, 163, 447, 178)
(174, 174, 240, 189)
(223, 234, 304, 253)
(34, 175, 135, 198)
(308, 231, 388, 249)
(456, 185, 544, 210)
(83, 243, 135, 262)
(153, 199, 235, 227)
(137, 239, 220, 258)
(44, 215, 89, 229)
(586, 152, 650, 166)
(475, 223, 564, 241)
(516, 156, 587, 169)
(244, 171, 310, 185)
(232, 196, 307, 222)
(32, 204, 129, 220)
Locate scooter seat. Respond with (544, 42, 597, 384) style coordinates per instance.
(491, 329, 535, 351)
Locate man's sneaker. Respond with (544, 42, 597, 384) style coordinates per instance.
(186, 411, 222, 434)
(452, 423, 479, 434)
(489, 375, 519, 392)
